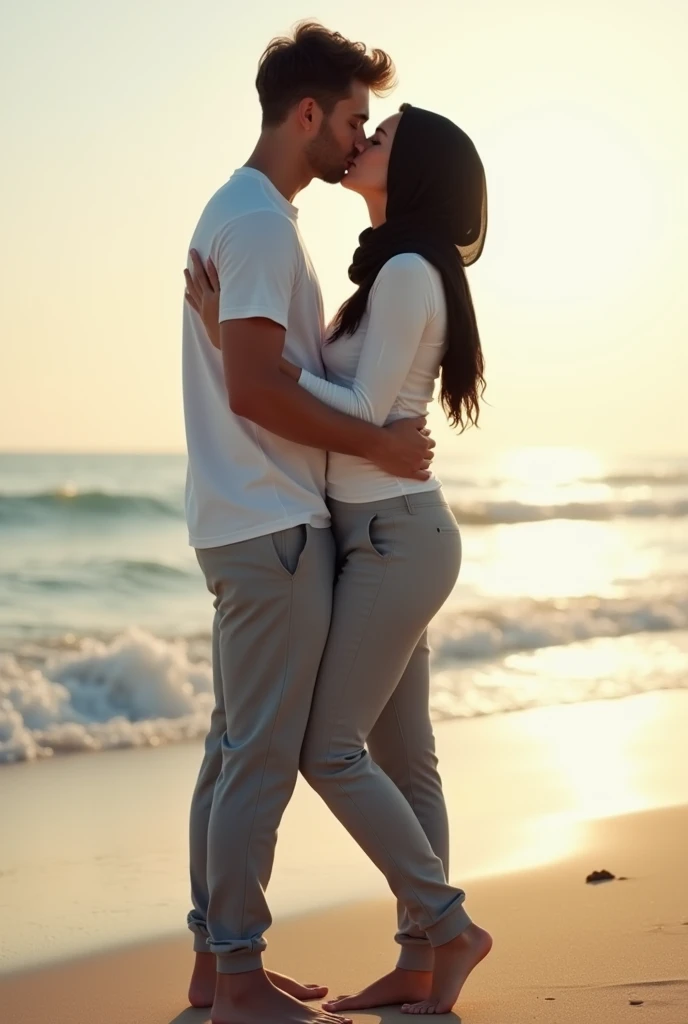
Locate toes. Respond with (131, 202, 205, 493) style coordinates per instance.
(322, 996, 353, 1011)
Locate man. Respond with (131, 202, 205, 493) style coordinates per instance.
(182, 22, 434, 1024)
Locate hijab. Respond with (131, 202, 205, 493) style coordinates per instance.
(330, 104, 488, 427)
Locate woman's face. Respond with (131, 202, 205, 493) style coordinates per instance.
(341, 112, 402, 198)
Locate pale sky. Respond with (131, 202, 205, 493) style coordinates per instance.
(1, 0, 686, 456)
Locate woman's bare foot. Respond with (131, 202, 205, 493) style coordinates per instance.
(211, 969, 352, 1024)
(401, 925, 492, 1015)
(188, 952, 328, 1009)
(323, 968, 431, 1012)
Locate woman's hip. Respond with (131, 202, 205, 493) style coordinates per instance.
(328, 488, 461, 615)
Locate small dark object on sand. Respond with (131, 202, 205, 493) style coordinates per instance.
(629, 1000, 644, 1006)
(586, 869, 616, 884)
(545, 997, 555, 1001)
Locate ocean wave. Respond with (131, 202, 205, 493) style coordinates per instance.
(3, 486, 688, 532)
(0, 490, 182, 525)
(3, 587, 688, 764)
(0, 629, 214, 764)
(0, 559, 195, 596)
(588, 471, 688, 487)
(429, 631, 688, 720)
(451, 497, 688, 525)
(430, 590, 688, 661)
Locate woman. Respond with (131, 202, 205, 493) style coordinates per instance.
(185, 104, 490, 1016)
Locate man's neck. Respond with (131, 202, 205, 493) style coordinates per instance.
(244, 131, 312, 204)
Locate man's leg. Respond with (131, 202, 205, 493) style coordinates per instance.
(187, 607, 227, 1007)
(188, 608, 225, 952)
(196, 525, 353, 1024)
(187, 609, 330, 1008)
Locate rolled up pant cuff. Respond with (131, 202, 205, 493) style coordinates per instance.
(425, 901, 472, 948)
(188, 918, 210, 954)
(396, 945, 434, 972)
(213, 950, 264, 975)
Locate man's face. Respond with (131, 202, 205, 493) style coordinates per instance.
(306, 80, 369, 184)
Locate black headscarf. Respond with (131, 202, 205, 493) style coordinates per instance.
(331, 104, 488, 427)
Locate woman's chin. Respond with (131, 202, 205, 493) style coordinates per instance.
(341, 172, 361, 194)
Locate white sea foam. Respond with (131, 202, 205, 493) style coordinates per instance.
(2, 593, 688, 763)
(0, 630, 213, 764)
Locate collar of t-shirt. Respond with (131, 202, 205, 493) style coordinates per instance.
(233, 167, 299, 222)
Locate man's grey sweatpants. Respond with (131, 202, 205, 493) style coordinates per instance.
(300, 490, 471, 969)
(187, 523, 335, 975)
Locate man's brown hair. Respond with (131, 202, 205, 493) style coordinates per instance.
(256, 21, 396, 127)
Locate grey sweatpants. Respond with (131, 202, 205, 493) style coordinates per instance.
(187, 524, 335, 974)
(300, 490, 470, 965)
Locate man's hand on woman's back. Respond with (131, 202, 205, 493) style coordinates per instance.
(370, 417, 435, 481)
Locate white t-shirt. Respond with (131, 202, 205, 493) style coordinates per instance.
(299, 253, 447, 503)
(183, 168, 329, 548)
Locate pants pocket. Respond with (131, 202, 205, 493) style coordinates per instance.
(366, 514, 394, 561)
(271, 524, 308, 577)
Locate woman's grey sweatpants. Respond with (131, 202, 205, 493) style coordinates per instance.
(300, 490, 470, 968)
(187, 524, 335, 975)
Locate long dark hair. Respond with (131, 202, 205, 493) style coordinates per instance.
(330, 105, 487, 430)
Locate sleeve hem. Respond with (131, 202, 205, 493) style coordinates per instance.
(218, 306, 289, 330)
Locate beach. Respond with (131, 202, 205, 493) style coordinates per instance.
(2, 450, 688, 1020)
(2, 689, 687, 1023)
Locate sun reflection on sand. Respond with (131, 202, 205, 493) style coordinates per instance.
(517, 693, 670, 822)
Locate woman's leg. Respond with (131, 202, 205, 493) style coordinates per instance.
(323, 637, 453, 1013)
(300, 496, 468, 946)
(369, 630, 449, 972)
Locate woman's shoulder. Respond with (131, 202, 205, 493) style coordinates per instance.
(373, 253, 444, 313)
(376, 253, 442, 291)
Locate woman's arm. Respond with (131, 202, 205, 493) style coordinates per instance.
(297, 254, 438, 426)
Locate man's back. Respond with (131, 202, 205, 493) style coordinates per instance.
(182, 168, 329, 549)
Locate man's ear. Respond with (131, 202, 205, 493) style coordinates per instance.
(296, 97, 321, 132)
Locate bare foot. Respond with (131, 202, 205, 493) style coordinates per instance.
(401, 925, 492, 1015)
(211, 969, 352, 1024)
(188, 952, 328, 1009)
(268, 971, 329, 1002)
(188, 951, 217, 1008)
(323, 968, 431, 1012)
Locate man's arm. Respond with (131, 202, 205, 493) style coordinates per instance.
(222, 318, 432, 480)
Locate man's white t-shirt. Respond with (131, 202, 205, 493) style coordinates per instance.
(183, 168, 329, 548)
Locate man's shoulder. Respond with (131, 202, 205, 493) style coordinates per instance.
(201, 176, 294, 231)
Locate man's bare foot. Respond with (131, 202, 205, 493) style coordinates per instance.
(188, 952, 328, 1009)
(188, 951, 217, 1008)
(323, 968, 432, 1012)
(268, 971, 329, 1002)
(401, 925, 492, 1015)
(211, 969, 352, 1024)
